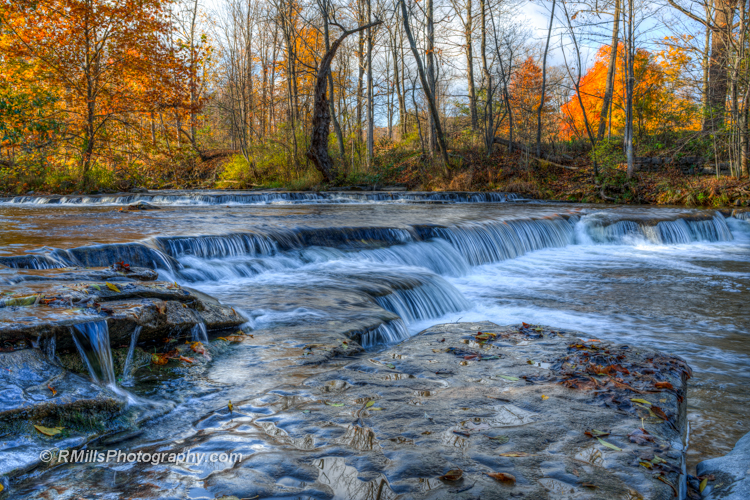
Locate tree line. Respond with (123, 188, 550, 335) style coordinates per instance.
(0, 0, 748, 193)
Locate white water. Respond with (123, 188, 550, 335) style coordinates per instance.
(121, 326, 142, 386)
(71, 321, 116, 385)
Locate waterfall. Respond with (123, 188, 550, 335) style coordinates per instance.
(121, 326, 142, 385)
(71, 321, 116, 385)
(359, 320, 410, 349)
(4, 191, 520, 206)
(191, 319, 208, 343)
(578, 213, 733, 245)
(372, 278, 470, 324)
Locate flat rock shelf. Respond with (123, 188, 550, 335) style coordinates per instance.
(203, 321, 687, 500)
(1, 321, 687, 500)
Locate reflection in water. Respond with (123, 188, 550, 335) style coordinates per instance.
(314, 457, 399, 500)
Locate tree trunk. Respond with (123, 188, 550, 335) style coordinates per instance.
(705, 0, 733, 131)
(426, 0, 438, 153)
(366, 0, 374, 166)
(597, 0, 619, 141)
(466, 0, 479, 131)
(400, 0, 450, 171)
(536, 0, 556, 157)
(307, 21, 383, 183)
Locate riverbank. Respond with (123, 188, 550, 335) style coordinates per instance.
(3, 149, 750, 209)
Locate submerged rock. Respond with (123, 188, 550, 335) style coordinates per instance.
(697, 431, 750, 499)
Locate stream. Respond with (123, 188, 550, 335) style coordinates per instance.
(1, 192, 749, 498)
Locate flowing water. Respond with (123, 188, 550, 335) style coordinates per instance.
(1, 192, 748, 497)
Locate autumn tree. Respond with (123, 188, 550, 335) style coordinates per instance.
(0, 0, 192, 183)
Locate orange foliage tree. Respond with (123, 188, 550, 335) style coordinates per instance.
(508, 57, 556, 143)
(561, 43, 699, 142)
(0, 0, 193, 181)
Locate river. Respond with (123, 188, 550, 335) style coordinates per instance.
(1, 191, 748, 498)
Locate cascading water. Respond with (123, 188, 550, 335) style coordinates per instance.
(191, 318, 208, 343)
(121, 326, 142, 385)
(359, 320, 410, 349)
(4, 190, 519, 206)
(71, 320, 116, 385)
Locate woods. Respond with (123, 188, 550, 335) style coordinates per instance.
(2, 0, 750, 204)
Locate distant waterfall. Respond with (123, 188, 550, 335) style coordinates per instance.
(4, 191, 520, 206)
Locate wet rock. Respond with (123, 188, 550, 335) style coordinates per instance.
(126, 201, 160, 210)
(0, 280, 246, 353)
(3, 265, 158, 284)
(0, 349, 125, 423)
(198, 321, 688, 500)
(0, 349, 127, 477)
(696, 431, 750, 499)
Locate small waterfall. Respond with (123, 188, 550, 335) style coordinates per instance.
(359, 320, 410, 349)
(191, 319, 208, 343)
(4, 191, 520, 206)
(71, 320, 116, 385)
(578, 214, 733, 245)
(427, 217, 575, 266)
(121, 326, 142, 385)
(372, 278, 470, 324)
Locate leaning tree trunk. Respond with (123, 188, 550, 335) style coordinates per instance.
(307, 21, 383, 183)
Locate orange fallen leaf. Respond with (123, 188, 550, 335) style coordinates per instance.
(439, 469, 463, 481)
(655, 381, 673, 390)
(499, 452, 530, 457)
(486, 472, 515, 483)
(47, 384, 57, 396)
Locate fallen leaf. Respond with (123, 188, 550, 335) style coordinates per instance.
(325, 401, 344, 407)
(486, 472, 515, 483)
(421, 430, 432, 435)
(105, 282, 120, 293)
(386, 363, 395, 369)
(657, 475, 678, 497)
(34, 425, 64, 437)
(497, 375, 520, 381)
(178, 356, 194, 363)
(655, 381, 673, 390)
(369, 407, 384, 411)
(651, 406, 669, 421)
(365, 401, 375, 408)
(47, 385, 57, 397)
(91, 284, 102, 291)
(302, 410, 310, 414)
(499, 452, 529, 457)
(151, 353, 169, 365)
(460, 361, 469, 366)
(439, 469, 463, 481)
(699, 477, 708, 493)
(630, 398, 652, 406)
(585, 429, 609, 438)
(228, 401, 233, 413)
(596, 437, 622, 451)
(541, 395, 549, 400)
(489, 435, 510, 443)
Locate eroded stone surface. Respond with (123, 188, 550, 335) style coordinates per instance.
(697, 431, 750, 499)
(57, 321, 687, 500)
(0, 280, 246, 351)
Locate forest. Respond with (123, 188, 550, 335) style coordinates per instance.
(1, 0, 750, 206)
